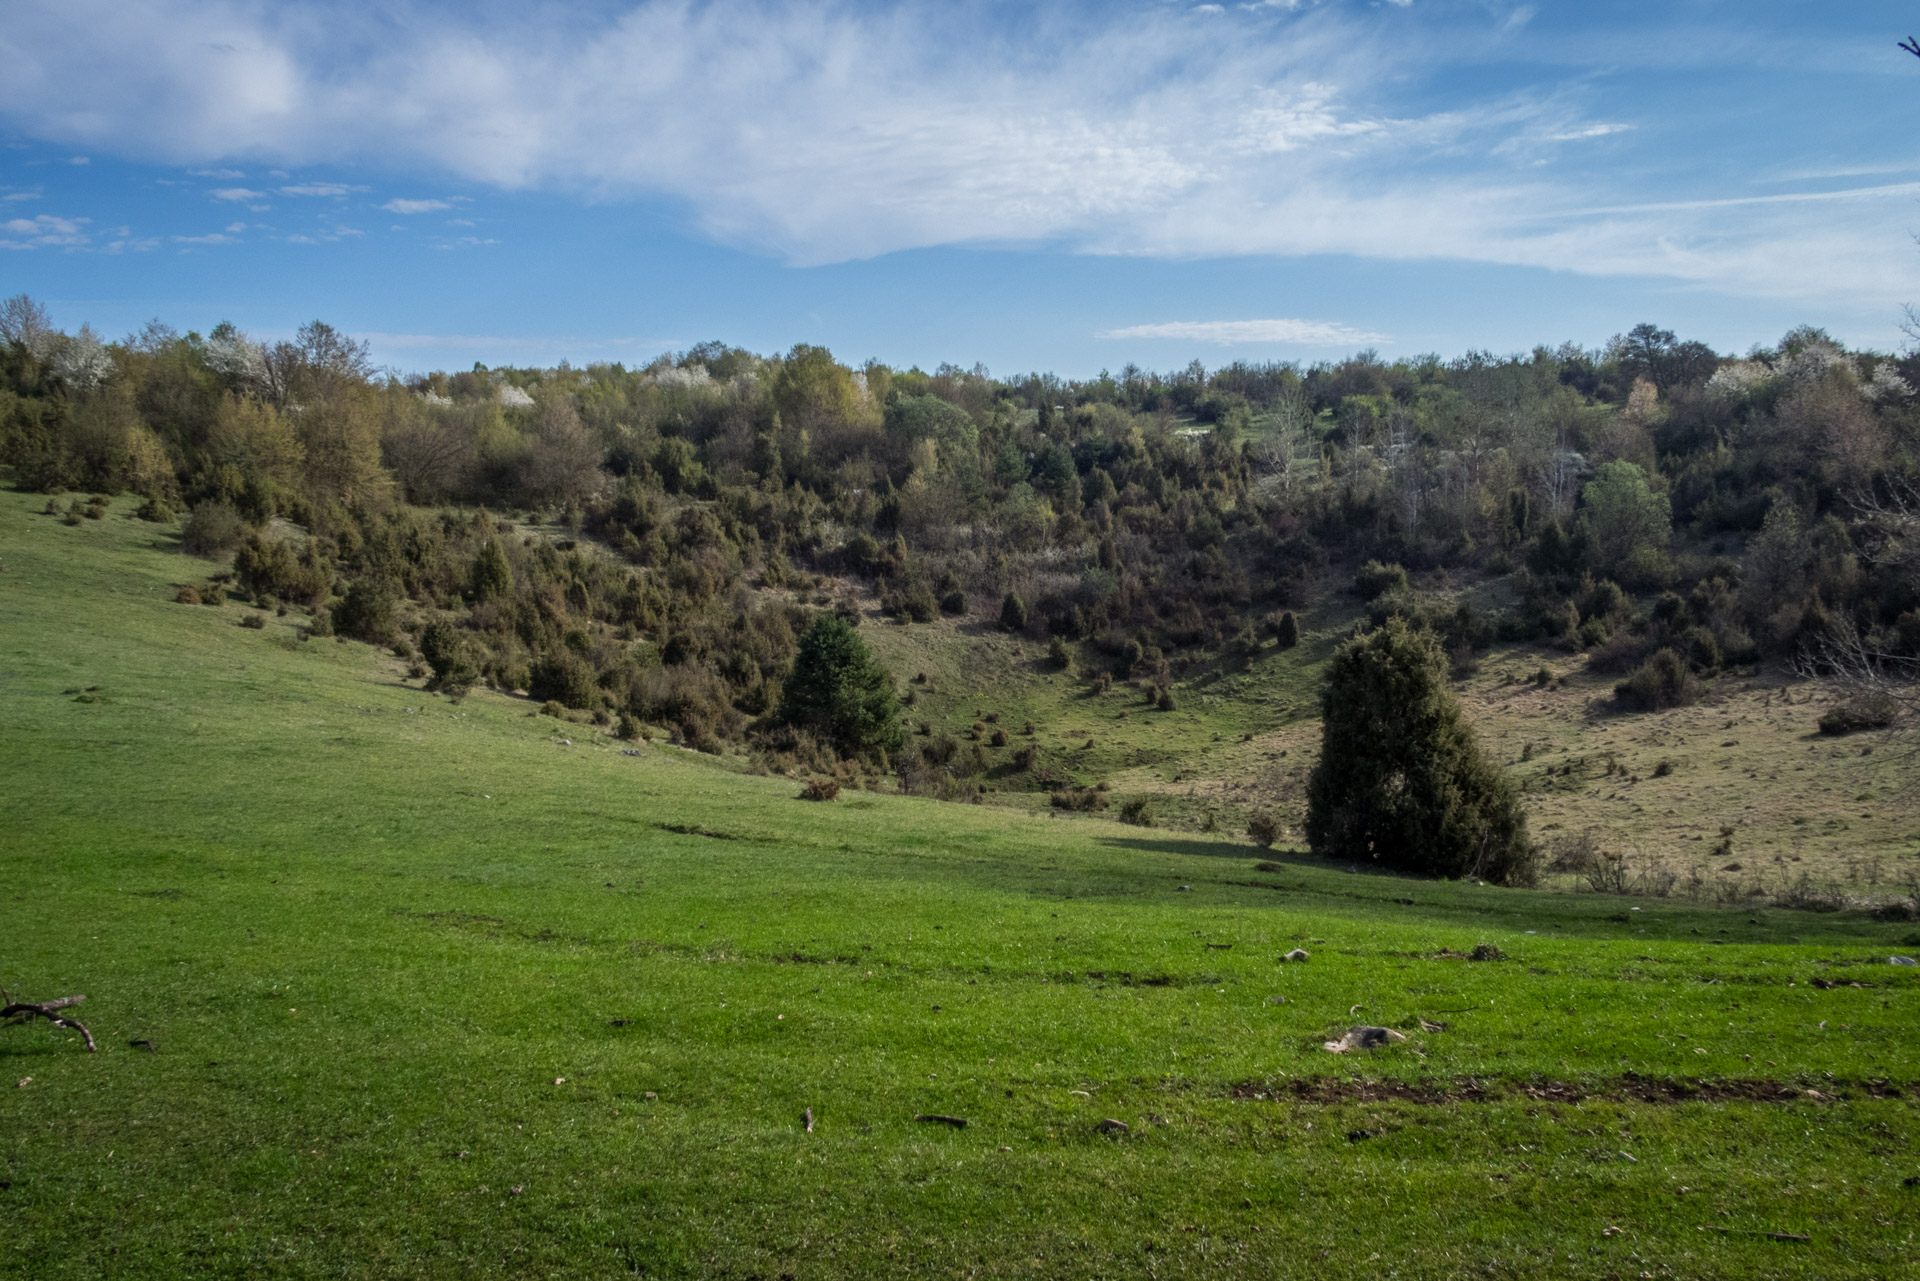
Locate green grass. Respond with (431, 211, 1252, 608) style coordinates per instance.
(4, 486, 1919, 1278)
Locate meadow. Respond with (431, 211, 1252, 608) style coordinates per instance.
(3, 485, 1918, 1279)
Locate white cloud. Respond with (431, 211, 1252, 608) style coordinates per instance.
(67, 155, 89, 164)
(0, 0, 1911, 304)
(224, 220, 247, 231)
(1099, 318, 1386, 345)
(189, 167, 245, 178)
(174, 231, 238, 244)
(279, 181, 361, 196)
(0, 212, 89, 248)
(381, 197, 451, 214)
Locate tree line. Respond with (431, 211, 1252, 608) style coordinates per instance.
(3, 296, 1916, 794)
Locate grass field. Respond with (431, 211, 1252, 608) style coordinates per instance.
(4, 486, 1919, 1278)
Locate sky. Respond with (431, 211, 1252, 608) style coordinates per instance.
(1, 0, 1917, 377)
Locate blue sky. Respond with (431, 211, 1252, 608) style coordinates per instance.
(2, 0, 1917, 376)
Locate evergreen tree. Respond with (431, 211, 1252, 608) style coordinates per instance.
(998, 591, 1028, 633)
(1272, 610, 1300, 649)
(1305, 618, 1533, 884)
(778, 614, 903, 762)
(469, 537, 512, 601)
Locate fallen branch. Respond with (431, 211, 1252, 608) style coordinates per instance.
(1, 994, 96, 1052)
(1705, 1226, 1811, 1243)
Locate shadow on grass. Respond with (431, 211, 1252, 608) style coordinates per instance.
(1095, 835, 1307, 864)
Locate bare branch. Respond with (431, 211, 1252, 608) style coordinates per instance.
(2, 995, 96, 1052)
(1901, 36, 1920, 59)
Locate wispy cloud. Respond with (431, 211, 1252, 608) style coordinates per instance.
(1099, 318, 1386, 345)
(189, 167, 245, 178)
(174, 231, 239, 245)
(0, 0, 1911, 304)
(279, 181, 362, 197)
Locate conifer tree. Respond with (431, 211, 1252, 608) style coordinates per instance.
(778, 614, 903, 762)
(1305, 618, 1533, 884)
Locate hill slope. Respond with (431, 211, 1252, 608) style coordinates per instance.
(2, 487, 1918, 1279)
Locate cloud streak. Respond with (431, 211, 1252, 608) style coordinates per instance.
(1099, 318, 1386, 345)
(0, 1, 1912, 305)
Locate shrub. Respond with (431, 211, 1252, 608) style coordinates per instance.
(1047, 636, 1074, 671)
(617, 713, 641, 741)
(1118, 797, 1155, 826)
(989, 728, 1009, 747)
(540, 700, 568, 718)
(199, 583, 226, 606)
(1013, 744, 1038, 771)
(1049, 786, 1107, 812)
(529, 649, 600, 710)
(1353, 560, 1408, 599)
(1246, 811, 1282, 848)
(173, 585, 201, 605)
(331, 575, 399, 645)
(1270, 610, 1300, 649)
(1305, 618, 1534, 885)
(419, 619, 482, 696)
(939, 589, 967, 615)
(1613, 648, 1700, 711)
(799, 776, 842, 802)
(1818, 694, 1897, 736)
(1156, 688, 1176, 711)
(180, 501, 247, 556)
(999, 591, 1028, 633)
(238, 613, 265, 629)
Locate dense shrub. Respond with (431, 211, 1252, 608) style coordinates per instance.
(180, 501, 247, 556)
(1306, 619, 1534, 885)
(998, 591, 1028, 633)
(419, 619, 482, 696)
(1353, 560, 1408, 600)
(1246, 811, 1282, 848)
(1818, 694, 1897, 736)
(1118, 797, 1155, 826)
(529, 649, 600, 710)
(1613, 648, 1701, 711)
(1269, 610, 1300, 648)
(331, 575, 399, 645)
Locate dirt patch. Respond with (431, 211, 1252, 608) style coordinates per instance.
(1226, 1073, 1910, 1106)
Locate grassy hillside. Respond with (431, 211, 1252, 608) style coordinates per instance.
(3, 485, 1918, 1279)
(858, 582, 1917, 895)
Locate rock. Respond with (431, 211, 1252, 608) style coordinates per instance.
(1176, 885, 1192, 892)
(1322, 1026, 1406, 1054)
(1281, 948, 1310, 962)
(1890, 956, 1917, 966)
(1096, 1118, 1129, 1135)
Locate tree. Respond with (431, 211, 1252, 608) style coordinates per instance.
(998, 590, 1028, 633)
(1305, 618, 1533, 884)
(777, 614, 902, 763)
(1577, 460, 1670, 584)
(469, 537, 513, 602)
